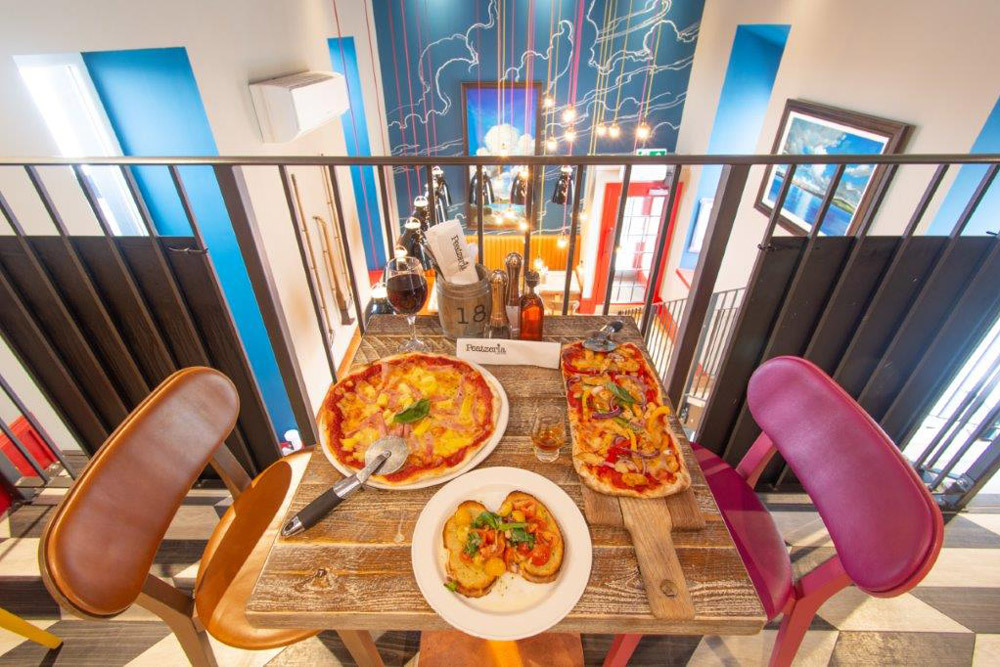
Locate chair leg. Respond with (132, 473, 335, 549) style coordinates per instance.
(138, 575, 217, 667)
(337, 630, 384, 667)
(769, 598, 819, 667)
(0, 607, 61, 649)
(603, 633, 642, 667)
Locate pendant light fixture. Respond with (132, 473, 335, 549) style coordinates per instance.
(564, 128, 577, 143)
(469, 169, 496, 207)
(561, 106, 577, 123)
(510, 167, 531, 205)
(635, 122, 652, 141)
(595, 124, 608, 138)
(557, 235, 568, 249)
(411, 195, 430, 230)
(608, 123, 621, 139)
(431, 166, 452, 207)
(543, 95, 555, 109)
(551, 165, 574, 205)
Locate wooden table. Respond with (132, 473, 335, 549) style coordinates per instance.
(247, 316, 764, 660)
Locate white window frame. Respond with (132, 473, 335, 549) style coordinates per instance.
(14, 52, 145, 236)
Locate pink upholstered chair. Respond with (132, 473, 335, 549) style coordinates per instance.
(604, 356, 944, 667)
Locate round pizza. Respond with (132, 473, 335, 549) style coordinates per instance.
(319, 353, 501, 485)
(561, 341, 692, 498)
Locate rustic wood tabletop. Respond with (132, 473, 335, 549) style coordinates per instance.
(246, 315, 765, 637)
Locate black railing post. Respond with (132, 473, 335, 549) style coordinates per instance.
(664, 163, 751, 404)
(212, 164, 315, 448)
(640, 164, 683, 337)
(562, 164, 585, 316)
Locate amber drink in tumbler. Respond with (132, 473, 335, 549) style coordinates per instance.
(531, 413, 565, 462)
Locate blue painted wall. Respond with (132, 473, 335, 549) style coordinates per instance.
(81, 47, 296, 438)
(928, 94, 1000, 235)
(329, 37, 386, 269)
(372, 0, 706, 232)
(680, 24, 789, 269)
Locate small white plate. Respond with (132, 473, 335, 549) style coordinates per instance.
(321, 361, 509, 490)
(411, 467, 593, 640)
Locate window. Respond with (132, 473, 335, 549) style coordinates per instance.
(15, 53, 144, 235)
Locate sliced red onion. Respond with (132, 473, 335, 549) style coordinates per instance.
(592, 405, 623, 419)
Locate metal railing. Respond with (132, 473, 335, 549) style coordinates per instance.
(2, 151, 1000, 503)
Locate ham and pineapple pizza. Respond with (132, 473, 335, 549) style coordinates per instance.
(561, 341, 691, 498)
(319, 353, 501, 485)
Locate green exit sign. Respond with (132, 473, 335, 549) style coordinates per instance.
(636, 148, 669, 156)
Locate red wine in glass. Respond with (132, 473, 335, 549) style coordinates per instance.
(386, 274, 428, 315)
(384, 255, 429, 352)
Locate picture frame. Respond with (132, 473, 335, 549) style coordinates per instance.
(461, 81, 542, 229)
(754, 99, 911, 236)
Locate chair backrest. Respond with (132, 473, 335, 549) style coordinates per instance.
(747, 356, 943, 596)
(40, 367, 239, 618)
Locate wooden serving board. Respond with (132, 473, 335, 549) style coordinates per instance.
(582, 486, 698, 619)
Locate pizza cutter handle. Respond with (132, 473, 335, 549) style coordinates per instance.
(281, 476, 360, 537)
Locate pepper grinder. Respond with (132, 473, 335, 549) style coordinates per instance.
(504, 252, 523, 337)
(486, 270, 511, 339)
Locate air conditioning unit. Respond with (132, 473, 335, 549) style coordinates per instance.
(249, 71, 349, 143)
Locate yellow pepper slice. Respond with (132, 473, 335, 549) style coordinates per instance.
(646, 405, 672, 433)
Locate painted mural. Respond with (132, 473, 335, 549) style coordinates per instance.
(372, 0, 705, 234)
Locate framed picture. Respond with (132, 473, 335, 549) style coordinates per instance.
(461, 81, 542, 229)
(755, 99, 911, 236)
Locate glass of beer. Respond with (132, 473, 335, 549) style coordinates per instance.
(530, 412, 565, 462)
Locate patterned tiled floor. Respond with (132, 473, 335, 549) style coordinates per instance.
(1, 464, 998, 666)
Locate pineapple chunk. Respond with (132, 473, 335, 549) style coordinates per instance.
(413, 419, 432, 437)
(376, 393, 389, 407)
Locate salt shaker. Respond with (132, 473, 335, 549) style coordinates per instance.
(504, 252, 523, 337)
(486, 270, 511, 339)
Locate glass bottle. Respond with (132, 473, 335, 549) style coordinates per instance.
(398, 218, 431, 270)
(504, 252, 523, 337)
(364, 281, 394, 327)
(519, 270, 544, 340)
(486, 270, 511, 339)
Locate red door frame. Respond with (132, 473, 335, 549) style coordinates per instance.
(580, 179, 684, 314)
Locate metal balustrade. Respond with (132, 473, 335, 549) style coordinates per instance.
(2, 152, 1000, 502)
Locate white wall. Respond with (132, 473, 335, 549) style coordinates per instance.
(0, 0, 388, 451)
(664, 0, 1000, 297)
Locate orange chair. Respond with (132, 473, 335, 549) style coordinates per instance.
(38, 367, 333, 665)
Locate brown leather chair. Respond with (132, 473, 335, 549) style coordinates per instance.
(38, 367, 318, 665)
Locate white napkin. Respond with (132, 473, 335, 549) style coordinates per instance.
(456, 338, 562, 369)
(424, 219, 479, 285)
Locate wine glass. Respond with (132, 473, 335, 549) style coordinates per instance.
(384, 255, 429, 352)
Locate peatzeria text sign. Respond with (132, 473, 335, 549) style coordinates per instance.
(456, 338, 562, 369)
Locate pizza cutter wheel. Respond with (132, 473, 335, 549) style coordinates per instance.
(281, 436, 410, 537)
(584, 320, 624, 352)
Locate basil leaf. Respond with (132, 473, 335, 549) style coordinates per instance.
(444, 580, 458, 592)
(473, 511, 500, 530)
(605, 381, 636, 405)
(393, 398, 430, 424)
(497, 522, 528, 531)
(463, 530, 482, 556)
(507, 526, 535, 548)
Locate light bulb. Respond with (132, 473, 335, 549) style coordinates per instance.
(636, 122, 652, 140)
(561, 106, 577, 123)
(533, 258, 545, 270)
(595, 124, 608, 137)
(608, 123, 621, 139)
(564, 128, 577, 142)
(543, 95, 555, 109)
(557, 235, 568, 249)
(518, 220, 529, 232)
(579, 211, 588, 222)
(545, 137, 558, 151)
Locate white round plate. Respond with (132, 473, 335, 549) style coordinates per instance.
(320, 360, 508, 490)
(411, 467, 593, 640)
